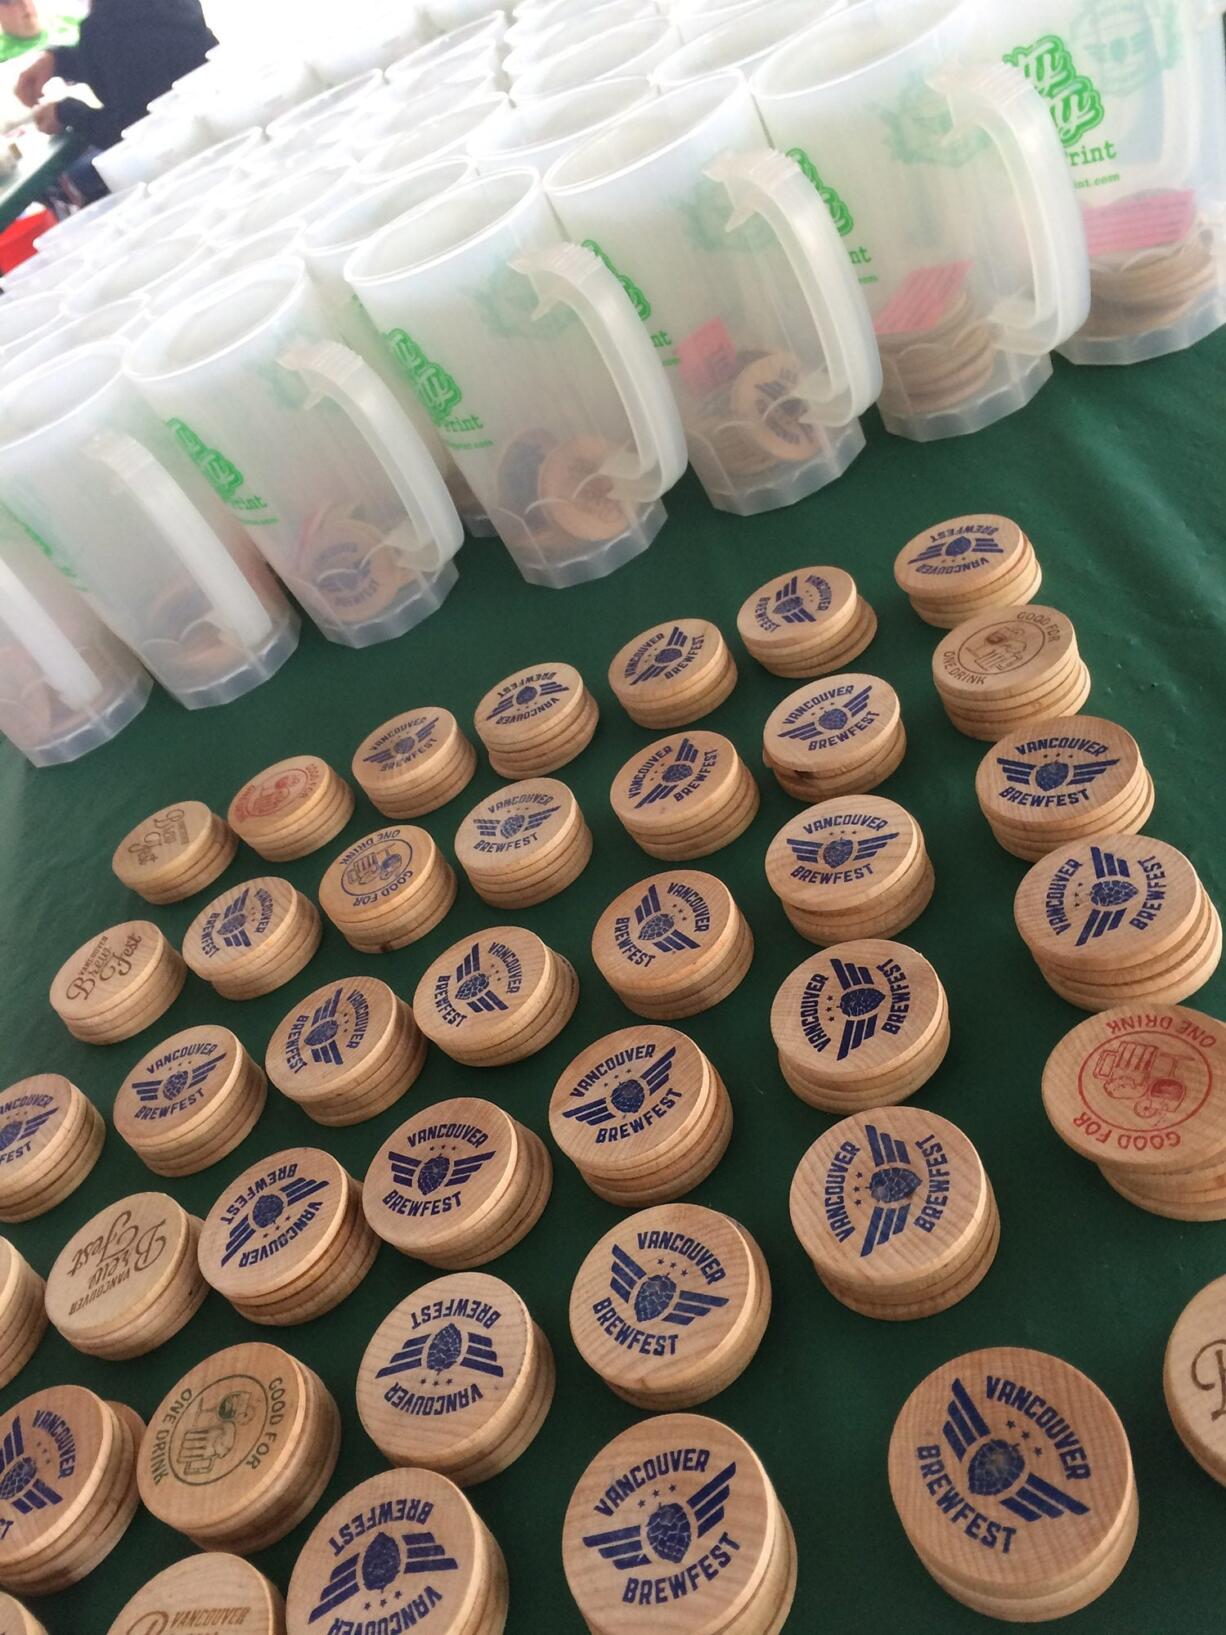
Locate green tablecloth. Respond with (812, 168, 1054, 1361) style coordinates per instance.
(2, 331, 1224, 1633)
(0, 129, 80, 233)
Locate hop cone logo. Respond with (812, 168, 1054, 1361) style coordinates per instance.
(841, 985, 884, 1018)
(0, 1456, 36, 1501)
(646, 1503, 692, 1564)
(251, 1194, 284, 1227)
(967, 1439, 1025, 1497)
(611, 1081, 645, 1115)
(361, 1532, 402, 1591)
(1035, 762, 1069, 791)
(1090, 879, 1137, 908)
(823, 840, 854, 868)
(417, 1156, 451, 1195)
(426, 1324, 463, 1373)
(869, 1166, 920, 1205)
(634, 1275, 677, 1323)
(0, 1121, 20, 1151)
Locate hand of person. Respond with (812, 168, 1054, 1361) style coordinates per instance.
(32, 100, 62, 135)
(15, 50, 54, 109)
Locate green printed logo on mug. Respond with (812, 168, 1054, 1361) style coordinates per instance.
(786, 146, 856, 238)
(383, 328, 463, 427)
(1004, 32, 1106, 147)
(166, 418, 276, 524)
(582, 239, 652, 322)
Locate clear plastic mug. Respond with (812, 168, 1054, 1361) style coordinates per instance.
(652, 0, 839, 88)
(504, 1, 658, 79)
(65, 237, 210, 318)
(351, 86, 508, 167)
(386, 17, 509, 87)
(511, 17, 682, 102)
(0, 293, 64, 371)
(0, 515, 151, 765)
(547, 73, 881, 514)
(346, 168, 687, 587)
(125, 259, 466, 647)
(753, 0, 1091, 440)
(0, 345, 298, 708)
(506, 0, 634, 46)
(355, 96, 510, 182)
(470, 77, 656, 174)
(0, 299, 146, 389)
(197, 60, 324, 142)
(216, 161, 359, 248)
(304, 3, 428, 83)
(30, 187, 145, 261)
(968, 0, 1226, 363)
(1, 247, 94, 299)
(671, 0, 768, 44)
(264, 70, 386, 146)
(146, 129, 266, 201)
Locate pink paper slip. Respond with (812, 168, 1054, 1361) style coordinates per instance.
(1083, 190, 1197, 257)
(873, 261, 971, 337)
(676, 318, 739, 397)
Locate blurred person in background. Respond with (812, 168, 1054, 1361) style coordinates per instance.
(0, 0, 44, 44)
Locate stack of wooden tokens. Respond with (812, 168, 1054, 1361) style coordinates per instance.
(357, 1272, 554, 1484)
(1014, 835, 1221, 1010)
(113, 1024, 266, 1176)
(1042, 1003, 1226, 1220)
(412, 927, 578, 1066)
(550, 1026, 733, 1205)
(738, 564, 876, 677)
(198, 1147, 378, 1324)
(790, 1108, 997, 1319)
(1165, 1275, 1226, 1485)
(45, 1192, 207, 1359)
(763, 674, 905, 800)
(932, 604, 1090, 740)
(182, 877, 321, 1000)
(473, 662, 598, 776)
(888, 1346, 1137, 1619)
(138, 1342, 340, 1553)
(563, 1412, 796, 1635)
(765, 796, 935, 946)
(351, 706, 477, 817)
(894, 514, 1041, 628)
(570, 1204, 770, 1408)
(454, 779, 592, 907)
(265, 975, 425, 1126)
(0, 1241, 46, 1389)
(608, 618, 737, 726)
(106, 1556, 285, 1635)
(0, 1075, 104, 1222)
(877, 296, 996, 419)
(0, 1593, 46, 1635)
(111, 800, 238, 903)
(318, 824, 456, 951)
(227, 755, 354, 859)
(0, 1385, 142, 1595)
(49, 922, 186, 1044)
(363, 1097, 551, 1270)
(286, 1467, 507, 1635)
(592, 870, 752, 1020)
(1085, 231, 1218, 342)
(610, 731, 758, 859)
(771, 941, 949, 1111)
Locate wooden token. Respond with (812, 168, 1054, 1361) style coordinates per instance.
(737, 566, 860, 665)
(228, 756, 353, 860)
(473, 663, 597, 774)
(352, 707, 477, 818)
(319, 824, 455, 950)
(0, 1242, 46, 1392)
(608, 619, 737, 727)
(266, 975, 425, 1125)
(1163, 1275, 1226, 1484)
(412, 927, 576, 1066)
(0, 1592, 46, 1635)
(0, 1076, 104, 1223)
(285, 1465, 502, 1635)
(455, 779, 592, 905)
(569, 1205, 769, 1409)
(105, 1554, 284, 1635)
(610, 731, 758, 859)
(563, 1411, 794, 1635)
(765, 795, 922, 912)
(357, 1272, 553, 1483)
(933, 603, 1077, 708)
(113, 1024, 265, 1175)
(591, 871, 751, 1018)
(182, 877, 320, 999)
(896, 514, 1035, 624)
(112, 800, 238, 903)
(49, 921, 184, 1044)
(764, 673, 901, 785)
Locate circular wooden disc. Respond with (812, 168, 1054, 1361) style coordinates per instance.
(611, 732, 746, 839)
(569, 1205, 763, 1399)
(46, 1191, 194, 1345)
(765, 796, 921, 913)
(563, 1412, 778, 1635)
(608, 620, 728, 710)
(764, 674, 900, 777)
(228, 756, 335, 839)
(790, 1108, 987, 1294)
(737, 566, 859, 657)
(888, 1346, 1132, 1599)
(412, 927, 556, 1054)
(896, 515, 1028, 600)
(105, 1553, 282, 1635)
(592, 872, 738, 999)
(976, 716, 1143, 836)
(0, 1591, 45, 1635)
(455, 780, 579, 880)
(198, 1148, 350, 1304)
(353, 707, 466, 787)
(933, 605, 1076, 704)
(318, 825, 441, 926)
(1014, 835, 1203, 975)
(113, 1025, 246, 1150)
(1041, 1004, 1226, 1174)
(182, 877, 302, 985)
(266, 976, 403, 1097)
(49, 922, 169, 1028)
(286, 1465, 490, 1635)
(0, 1076, 82, 1200)
(550, 1027, 713, 1176)
(357, 1272, 535, 1470)
(1164, 1275, 1226, 1483)
(474, 663, 586, 748)
(0, 1385, 115, 1572)
(111, 801, 226, 892)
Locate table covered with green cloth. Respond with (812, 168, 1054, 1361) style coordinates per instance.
(1, 331, 1223, 1633)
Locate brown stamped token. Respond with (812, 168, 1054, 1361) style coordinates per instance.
(363, 1097, 551, 1271)
(198, 1147, 377, 1324)
(412, 926, 578, 1067)
(113, 1024, 266, 1177)
(763, 674, 905, 801)
(228, 754, 354, 861)
(473, 662, 598, 778)
(265, 975, 426, 1126)
(319, 824, 456, 951)
(888, 1346, 1136, 1618)
(0, 1075, 104, 1223)
(563, 1411, 796, 1635)
(608, 619, 737, 728)
(138, 1342, 340, 1552)
(0, 1241, 47, 1392)
(0, 1592, 46, 1635)
(895, 515, 1040, 629)
(790, 1107, 996, 1318)
(771, 941, 949, 1112)
(0, 1385, 142, 1595)
(610, 731, 758, 861)
(1164, 1276, 1226, 1485)
(106, 1554, 285, 1635)
(357, 1272, 554, 1485)
(591, 870, 752, 1021)
(454, 779, 593, 908)
(932, 605, 1088, 740)
(737, 564, 876, 680)
(537, 434, 634, 543)
(46, 1191, 207, 1360)
(182, 877, 322, 1000)
(569, 1205, 770, 1410)
(352, 707, 478, 819)
(49, 921, 186, 1044)
(286, 1465, 507, 1635)
(111, 799, 238, 903)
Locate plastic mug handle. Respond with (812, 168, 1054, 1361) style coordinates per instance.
(278, 338, 463, 574)
(704, 146, 882, 426)
(0, 553, 104, 712)
(84, 428, 276, 650)
(930, 61, 1090, 355)
(510, 241, 688, 497)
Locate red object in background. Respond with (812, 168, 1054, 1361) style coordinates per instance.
(0, 206, 55, 273)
